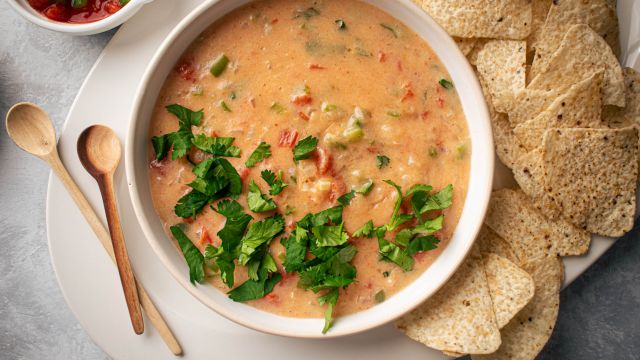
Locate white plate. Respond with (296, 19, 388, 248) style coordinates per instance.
(46, 0, 640, 358)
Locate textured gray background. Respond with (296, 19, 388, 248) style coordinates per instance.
(1, 2, 640, 359)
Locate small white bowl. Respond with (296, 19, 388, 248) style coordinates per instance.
(126, 0, 494, 338)
(7, 0, 153, 35)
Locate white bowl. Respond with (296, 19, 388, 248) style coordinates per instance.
(7, 0, 153, 35)
(126, 0, 494, 338)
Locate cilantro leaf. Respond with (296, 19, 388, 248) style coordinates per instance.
(312, 224, 349, 247)
(406, 235, 440, 256)
(261, 169, 288, 195)
(246, 142, 272, 167)
(151, 134, 170, 160)
(318, 288, 339, 334)
(188, 163, 230, 196)
(353, 220, 375, 238)
(405, 184, 433, 197)
(282, 226, 309, 272)
(247, 180, 277, 213)
(337, 191, 356, 206)
(439, 78, 454, 89)
(377, 235, 414, 272)
(355, 179, 374, 195)
(204, 245, 236, 287)
(293, 135, 318, 161)
(174, 190, 211, 218)
(217, 158, 242, 196)
(228, 268, 282, 302)
(192, 134, 241, 157)
(419, 184, 453, 213)
(239, 215, 284, 265)
(395, 228, 414, 247)
(167, 131, 193, 160)
(214, 200, 252, 252)
(310, 206, 343, 226)
(376, 155, 390, 169)
(166, 104, 203, 130)
(383, 180, 412, 231)
(412, 215, 444, 235)
(170, 225, 205, 284)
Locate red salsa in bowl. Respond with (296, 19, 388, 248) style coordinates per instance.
(27, 0, 130, 23)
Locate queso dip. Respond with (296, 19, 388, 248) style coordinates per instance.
(147, 0, 469, 333)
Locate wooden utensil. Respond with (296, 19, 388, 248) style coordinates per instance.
(77, 124, 144, 335)
(5, 102, 183, 355)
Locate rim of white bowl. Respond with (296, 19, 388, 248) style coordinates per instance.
(125, 0, 494, 339)
(6, 0, 152, 35)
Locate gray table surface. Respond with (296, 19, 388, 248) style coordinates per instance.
(1, 3, 640, 359)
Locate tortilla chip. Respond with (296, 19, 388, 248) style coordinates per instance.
(492, 110, 527, 170)
(507, 88, 563, 126)
(528, 24, 625, 107)
(482, 253, 535, 329)
(514, 70, 605, 150)
(527, 0, 552, 58)
(531, 0, 620, 77)
(511, 148, 548, 211)
(396, 244, 501, 354)
(476, 40, 527, 113)
(467, 39, 489, 66)
(477, 225, 519, 265)
(472, 256, 564, 360)
(541, 128, 639, 236)
(454, 37, 480, 56)
(604, 67, 640, 128)
(485, 189, 591, 261)
(417, 0, 532, 40)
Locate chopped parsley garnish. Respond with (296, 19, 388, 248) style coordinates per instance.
(151, 104, 203, 160)
(380, 23, 400, 38)
(376, 155, 390, 169)
(261, 169, 288, 195)
(210, 54, 229, 77)
(439, 78, 454, 89)
(295, 7, 320, 19)
(382, 271, 390, 278)
(270, 102, 286, 114)
(429, 146, 439, 157)
(219, 100, 232, 112)
(191, 134, 240, 157)
(170, 225, 205, 285)
(293, 135, 318, 161)
(353, 220, 375, 238)
(355, 179, 374, 195)
(335, 19, 346, 30)
(386, 110, 401, 118)
(245, 142, 272, 168)
(238, 214, 284, 265)
(337, 190, 356, 206)
(374, 290, 385, 303)
(247, 180, 277, 213)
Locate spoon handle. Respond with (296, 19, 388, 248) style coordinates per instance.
(96, 173, 144, 335)
(45, 152, 183, 354)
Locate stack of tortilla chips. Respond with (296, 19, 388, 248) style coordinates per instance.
(399, 1, 639, 358)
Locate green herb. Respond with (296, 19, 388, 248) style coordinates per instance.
(355, 48, 373, 57)
(377, 231, 414, 272)
(153, 104, 203, 160)
(428, 146, 439, 157)
(261, 169, 288, 195)
(386, 110, 401, 118)
(439, 78, 454, 89)
(228, 267, 282, 302)
(247, 180, 277, 213)
(380, 23, 400, 38)
(353, 220, 375, 238)
(382, 271, 390, 277)
(245, 142, 272, 168)
(281, 225, 309, 272)
(239, 214, 284, 265)
(456, 144, 466, 159)
(170, 225, 204, 284)
(295, 7, 320, 19)
(335, 19, 346, 30)
(412, 215, 444, 235)
(407, 235, 440, 256)
(210, 54, 229, 77)
(318, 288, 339, 334)
(374, 290, 386, 303)
(312, 224, 349, 247)
(191, 134, 241, 157)
(417, 184, 453, 213)
(376, 155, 390, 169)
(284, 205, 296, 215)
(219, 100, 232, 112)
(119, 0, 130, 5)
(293, 135, 319, 161)
(71, 0, 87, 8)
(174, 190, 211, 219)
(151, 134, 170, 161)
(229, 91, 237, 100)
(355, 179, 374, 195)
(337, 190, 356, 206)
(270, 102, 286, 114)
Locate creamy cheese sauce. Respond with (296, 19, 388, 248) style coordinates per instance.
(148, 0, 469, 318)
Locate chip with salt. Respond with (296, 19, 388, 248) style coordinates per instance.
(477, 225, 519, 265)
(485, 189, 591, 261)
(513, 70, 605, 150)
(507, 88, 563, 126)
(604, 67, 640, 128)
(527, 0, 552, 57)
(472, 256, 564, 360)
(396, 244, 501, 355)
(416, 0, 532, 40)
(476, 40, 527, 113)
(482, 253, 535, 329)
(528, 24, 625, 107)
(540, 127, 639, 237)
(454, 37, 480, 56)
(531, 0, 619, 77)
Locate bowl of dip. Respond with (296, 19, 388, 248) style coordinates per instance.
(126, 0, 493, 338)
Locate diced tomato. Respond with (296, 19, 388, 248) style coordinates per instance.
(436, 97, 445, 108)
(308, 63, 326, 70)
(176, 57, 196, 82)
(401, 84, 414, 102)
(183, 217, 195, 224)
(414, 251, 427, 262)
(366, 145, 378, 154)
(271, 18, 279, 24)
(421, 111, 430, 120)
(263, 293, 280, 303)
(377, 51, 387, 63)
(237, 166, 250, 181)
(199, 227, 213, 245)
(291, 94, 313, 106)
(315, 147, 332, 175)
(278, 129, 299, 148)
(298, 111, 310, 121)
(43, 4, 70, 22)
(104, 0, 122, 14)
(328, 177, 347, 203)
(27, 0, 51, 11)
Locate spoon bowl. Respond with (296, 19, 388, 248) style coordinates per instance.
(5, 102, 57, 158)
(78, 125, 122, 177)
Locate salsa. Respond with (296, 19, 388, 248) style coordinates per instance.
(27, 0, 129, 23)
(147, 0, 470, 333)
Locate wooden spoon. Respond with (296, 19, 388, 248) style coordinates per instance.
(5, 103, 183, 354)
(77, 124, 144, 335)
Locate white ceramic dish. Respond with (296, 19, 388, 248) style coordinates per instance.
(125, 0, 494, 338)
(6, 0, 153, 35)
